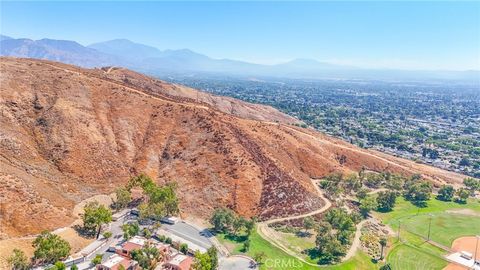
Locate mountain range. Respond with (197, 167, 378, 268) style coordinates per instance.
(1, 35, 478, 82)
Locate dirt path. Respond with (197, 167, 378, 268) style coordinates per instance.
(257, 179, 379, 266)
(256, 179, 333, 267)
(342, 218, 370, 262)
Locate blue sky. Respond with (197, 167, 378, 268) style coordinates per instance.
(1, 1, 479, 70)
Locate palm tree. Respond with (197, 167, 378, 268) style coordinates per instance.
(379, 237, 387, 260)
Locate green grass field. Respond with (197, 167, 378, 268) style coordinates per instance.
(375, 197, 480, 225)
(387, 244, 447, 270)
(217, 228, 377, 270)
(375, 197, 480, 246)
(214, 197, 480, 269)
(374, 197, 480, 269)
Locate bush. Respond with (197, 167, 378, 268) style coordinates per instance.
(437, 185, 455, 201)
(33, 231, 71, 264)
(102, 231, 112, 239)
(91, 254, 103, 266)
(7, 249, 29, 270)
(157, 234, 166, 242)
(179, 243, 189, 254)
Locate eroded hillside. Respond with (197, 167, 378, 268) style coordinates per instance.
(0, 57, 466, 238)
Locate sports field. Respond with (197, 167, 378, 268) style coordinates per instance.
(387, 244, 448, 270)
(375, 197, 480, 269)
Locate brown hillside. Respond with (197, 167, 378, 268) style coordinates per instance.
(0, 57, 465, 238)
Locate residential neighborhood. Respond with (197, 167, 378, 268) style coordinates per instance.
(24, 175, 257, 270)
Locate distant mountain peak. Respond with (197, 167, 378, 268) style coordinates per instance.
(88, 38, 163, 60)
(0, 34, 13, 41)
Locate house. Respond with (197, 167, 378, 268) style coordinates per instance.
(116, 236, 147, 258)
(164, 254, 193, 270)
(96, 254, 138, 270)
(116, 236, 171, 262)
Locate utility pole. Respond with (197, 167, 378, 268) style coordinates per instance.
(427, 214, 433, 241)
(397, 221, 401, 242)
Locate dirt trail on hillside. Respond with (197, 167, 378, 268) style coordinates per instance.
(256, 179, 332, 267)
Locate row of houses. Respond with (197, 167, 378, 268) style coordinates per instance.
(97, 235, 193, 270)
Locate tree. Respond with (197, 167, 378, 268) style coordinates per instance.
(243, 239, 250, 252)
(463, 178, 480, 195)
(344, 174, 361, 193)
(121, 222, 140, 240)
(456, 188, 470, 204)
(244, 219, 255, 236)
(379, 237, 387, 260)
(459, 158, 471, 167)
(102, 231, 112, 239)
(356, 188, 368, 200)
(359, 195, 377, 218)
(364, 173, 383, 188)
(32, 231, 71, 264)
(70, 265, 78, 270)
(192, 251, 212, 270)
(180, 243, 189, 254)
(207, 247, 218, 270)
(127, 175, 180, 220)
(315, 222, 346, 264)
(47, 262, 66, 270)
(253, 252, 266, 265)
(131, 244, 161, 270)
(142, 228, 152, 239)
(114, 187, 131, 209)
(209, 207, 236, 233)
(376, 191, 397, 212)
(91, 254, 103, 266)
(303, 216, 315, 233)
(437, 185, 455, 201)
(380, 263, 392, 270)
(404, 181, 432, 206)
(7, 249, 29, 270)
(384, 174, 405, 191)
(82, 201, 112, 238)
(162, 182, 180, 216)
(232, 217, 246, 236)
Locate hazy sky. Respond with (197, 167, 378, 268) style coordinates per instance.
(1, 1, 479, 70)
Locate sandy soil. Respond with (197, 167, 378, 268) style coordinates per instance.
(0, 194, 112, 269)
(0, 227, 94, 269)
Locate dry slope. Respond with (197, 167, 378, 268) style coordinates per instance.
(0, 57, 466, 238)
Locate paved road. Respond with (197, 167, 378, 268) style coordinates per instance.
(73, 209, 131, 269)
(161, 221, 213, 249)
